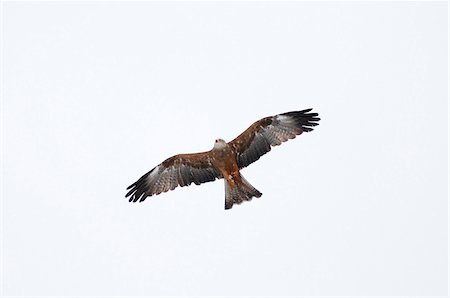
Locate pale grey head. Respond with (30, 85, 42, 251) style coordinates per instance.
(213, 138, 227, 150)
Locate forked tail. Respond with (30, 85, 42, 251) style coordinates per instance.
(224, 175, 262, 210)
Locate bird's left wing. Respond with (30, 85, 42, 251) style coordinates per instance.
(229, 109, 320, 169)
(126, 151, 221, 202)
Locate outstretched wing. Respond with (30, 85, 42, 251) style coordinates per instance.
(126, 151, 222, 202)
(229, 109, 320, 169)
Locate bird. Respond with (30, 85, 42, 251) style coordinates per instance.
(126, 109, 320, 209)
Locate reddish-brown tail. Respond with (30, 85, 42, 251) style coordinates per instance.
(224, 175, 262, 210)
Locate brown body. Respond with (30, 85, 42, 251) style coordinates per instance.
(210, 142, 240, 188)
(126, 109, 320, 209)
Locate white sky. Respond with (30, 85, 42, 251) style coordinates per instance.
(2, 1, 448, 297)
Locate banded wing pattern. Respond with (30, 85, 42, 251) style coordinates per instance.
(126, 152, 221, 202)
(229, 109, 320, 168)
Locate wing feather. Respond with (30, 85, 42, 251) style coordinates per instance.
(126, 151, 222, 202)
(229, 109, 320, 168)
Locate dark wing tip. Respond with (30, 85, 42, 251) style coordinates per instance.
(125, 186, 136, 197)
(125, 168, 156, 203)
(281, 108, 319, 118)
(299, 108, 313, 113)
(280, 109, 321, 132)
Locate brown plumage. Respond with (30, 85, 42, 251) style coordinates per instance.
(126, 109, 320, 209)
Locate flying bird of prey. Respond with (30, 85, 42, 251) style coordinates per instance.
(126, 109, 320, 209)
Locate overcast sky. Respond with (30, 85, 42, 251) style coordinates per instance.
(2, 1, 448, 297)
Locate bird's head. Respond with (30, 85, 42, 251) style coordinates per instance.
(213, 138, 227, 149)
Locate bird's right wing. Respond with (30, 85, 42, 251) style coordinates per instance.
(229, 109, 320, 169)
(126, 151, 222, 202)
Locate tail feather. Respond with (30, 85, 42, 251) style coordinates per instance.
(225, 175, 262, 210)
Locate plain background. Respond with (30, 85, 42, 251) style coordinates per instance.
(2, 1, 448, 297)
